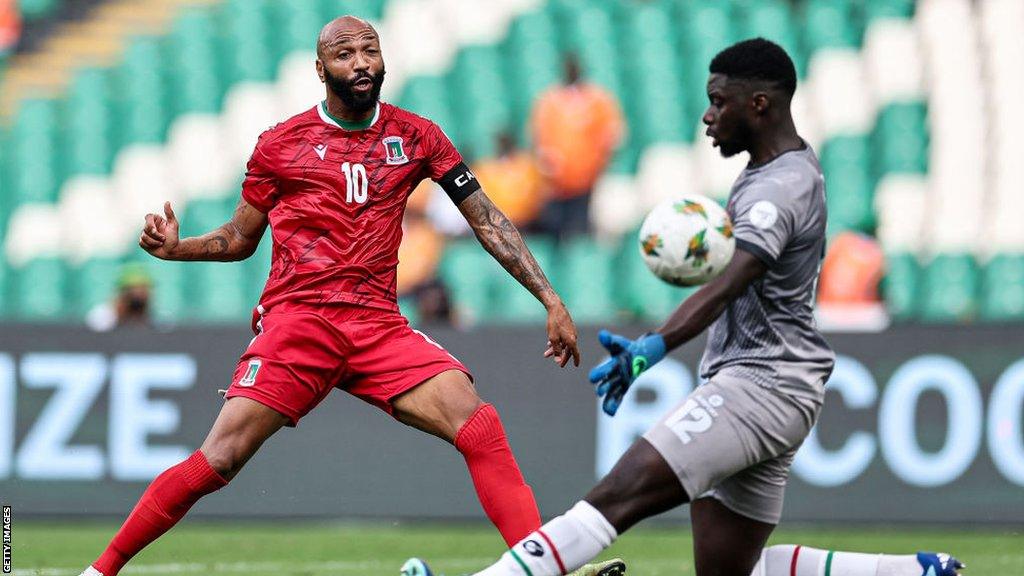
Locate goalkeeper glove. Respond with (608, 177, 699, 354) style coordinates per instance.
(588, 329, 666, 416)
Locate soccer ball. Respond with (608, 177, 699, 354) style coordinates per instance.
(638, 195, 735, 286)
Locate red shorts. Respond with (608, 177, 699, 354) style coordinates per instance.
(225, 302, 471, 426)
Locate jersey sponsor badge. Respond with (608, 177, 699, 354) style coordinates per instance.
(314, 143, 328, 160)
(749, 200, 779, 229)
(382, 136, 409, 165)
(239, 358, 261, 387)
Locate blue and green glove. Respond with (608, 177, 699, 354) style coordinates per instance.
(588, 329, 666, 416)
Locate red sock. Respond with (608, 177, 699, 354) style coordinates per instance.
(93, 450, 228, 576)
(455, 403, 542, 546)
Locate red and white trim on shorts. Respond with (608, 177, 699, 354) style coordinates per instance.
(536, 529, 567, 574)
(790, 545, 802, 576)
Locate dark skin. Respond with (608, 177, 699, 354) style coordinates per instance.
(136, 16, 579, 484)
(581, 73, 802, 576)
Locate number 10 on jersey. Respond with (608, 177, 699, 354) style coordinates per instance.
(341, 162, 368, 204)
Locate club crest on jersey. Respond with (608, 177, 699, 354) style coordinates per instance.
(382, 136, 409, 165)
(239, 359, 261, 387)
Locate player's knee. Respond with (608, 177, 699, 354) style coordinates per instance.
(199, 447, 236, 479)
(453, 402, 504, 452)
(438, 377, 484, 435)
(450, 394, 485, 431)
(200, 437, 258, 480)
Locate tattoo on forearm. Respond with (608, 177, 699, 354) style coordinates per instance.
(171, 227, 240, 261)
(167, 200, 267, 262)
(461, 193, 556, 305)
(203, 234, 230, 255)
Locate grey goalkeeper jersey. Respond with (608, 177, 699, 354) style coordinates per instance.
(700, 144, 835, 397)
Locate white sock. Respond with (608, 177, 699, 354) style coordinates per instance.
(751, 545, 924, 576)
(79, 568, 104, 576)
(475, 501, 618, 576)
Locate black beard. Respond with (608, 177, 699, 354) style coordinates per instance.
(719, 141, 745, 158)
(718, 121, 752, 158)
(324, 67, 385, 114)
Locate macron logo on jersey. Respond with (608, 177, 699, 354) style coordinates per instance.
(314, 143, 328, 160)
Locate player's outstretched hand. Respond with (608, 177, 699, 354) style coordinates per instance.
(139, 201, 181, 260)
(543, 300, 581, 368)
(588, 330, 666, 416)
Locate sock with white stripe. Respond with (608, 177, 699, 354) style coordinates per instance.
(751, 545, 926, 576)
(475, 501, 618, 576)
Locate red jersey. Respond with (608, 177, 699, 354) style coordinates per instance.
(242, 101, 462, 312)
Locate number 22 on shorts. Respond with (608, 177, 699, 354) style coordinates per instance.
(664, 393, 724, 444)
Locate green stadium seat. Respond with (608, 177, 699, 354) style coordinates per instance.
(181, 196, 250, 319)
(821, 135, 873, 233)
(625, 4, 687, 146)
(17, 0, 58, 20)
(559, 238, 617, 323)
(115, 36, 170, 145)
(71, 257, 123, 317)
(801, 0, 858, 53)
(63, 68, 114, 177)
(740, 0, 805, 76)
(274, 0, 322, 57)
(504, 11, 561, 143)
(187, 261, 252, 323)
(882, 252, 920, 321)
(980, 255, 1024, 321)
(566, 6, 623, 99)
(452, 46, 512, 160)
(920, 254, 979, 322)
(399, 76, 460, 150)
(10, 257, 68, 321)
(0, 133, 10, 229)
(165, 8, 223, 115)
(0, 259, 8, 319)
(182, 197, 234, 238)
(220, 0, 276, 84)
(873, 102, 928, 177)
(678, 1, 737, 125)
(438, 239, 494, 323)
(862, 0, 915, 22)
(9, 98, 59, 207)
(321, 0, 385, 22)
(142, 258, 187, 322)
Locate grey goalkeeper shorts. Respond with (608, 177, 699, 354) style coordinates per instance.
(642, 373, 823, 524)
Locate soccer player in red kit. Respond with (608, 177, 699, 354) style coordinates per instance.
(81, 16, 583, 576)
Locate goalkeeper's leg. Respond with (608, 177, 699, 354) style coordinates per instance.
(82, 397, 288, 576)
(748, 543, 964, 576)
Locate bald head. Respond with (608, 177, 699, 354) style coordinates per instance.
(317, 15, 378, 59)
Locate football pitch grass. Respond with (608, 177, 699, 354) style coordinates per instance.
(12, 521, 1023, 575)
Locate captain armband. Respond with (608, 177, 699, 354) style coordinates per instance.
(438, 162, 481, 205)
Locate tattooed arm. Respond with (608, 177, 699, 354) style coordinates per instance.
(458, 190, 580, 366)
(139, 198, 268, 262)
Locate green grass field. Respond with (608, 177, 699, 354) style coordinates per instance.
(12, 521, 1023, 575)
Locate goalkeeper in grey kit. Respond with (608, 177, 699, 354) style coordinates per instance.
(408, 37, 964, 576)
